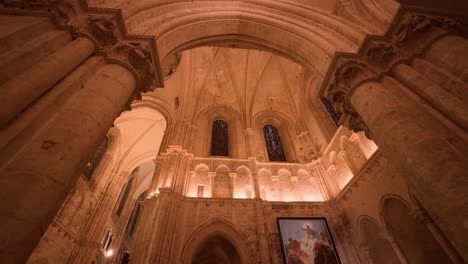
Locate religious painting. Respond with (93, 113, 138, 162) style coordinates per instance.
(277, 217, 341, 264)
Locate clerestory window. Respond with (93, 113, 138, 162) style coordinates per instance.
(210, 119, 229, 156)
(263, 124, 287, 162)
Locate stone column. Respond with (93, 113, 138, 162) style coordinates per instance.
(410, 207, 464, 264)
(271, 176, 280, 200)
(0, 61, 136, 263)
(244, 128, 256, 157)
(184, 171, 196, 197)
(0, 37, 95, 127)
(308, 176, 323, 201)
(338, 150, 357, 176)
(349, 133, 373, 160)
(311, 160, 333, 201)
(391, 63, 468, 131)
(229, 173, 237, 198)
(349, 79, 468, 257)
(248, 157, 261, 199)
(358, 244, 373, 263)
(323, 9, 468, 261)
(149, 157, 165, 195)
(326, 164, 342, 194)
(290, 176, 300, 200)
(208, 172, 216, 197)
(378, 230, 408, 264)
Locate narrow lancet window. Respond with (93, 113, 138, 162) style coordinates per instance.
(263, 124, 287, 162)
(320, 97, 342, 126)
(210, 119, 229, 156)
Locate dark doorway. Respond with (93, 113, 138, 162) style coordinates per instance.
(192, 236, 241, 264)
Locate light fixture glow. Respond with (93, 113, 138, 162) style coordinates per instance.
(106, 249, 114, 257)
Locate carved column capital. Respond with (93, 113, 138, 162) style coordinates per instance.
(229, 173, 237, 179)
(77, 17, 118, 50)
(324, 60, 376, 136)
(271, 176, 279, 183)
(1, 0, 77, 25)
(188, 171, 196, 178)
(290, 176, 299, 183)
(208, 172, 216, 179)
(390, 12, 464, 53)
(108, 42, 157, 94)
(410, 207, 433, 224)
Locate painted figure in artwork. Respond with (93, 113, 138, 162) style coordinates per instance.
(279, 219, 341, 264)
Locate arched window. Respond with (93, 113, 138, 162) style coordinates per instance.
(210, 119, 229, 156)
(320, 97, 342, 126)
(263, 124, 286, 162)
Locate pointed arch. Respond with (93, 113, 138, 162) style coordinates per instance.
(357, 215, 400, 264)
(380, 196, 452, 263)
(210, 119, 229, 156)
(180, 218, 255, 264)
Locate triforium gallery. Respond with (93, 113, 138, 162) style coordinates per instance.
(0, 0, 467, 264)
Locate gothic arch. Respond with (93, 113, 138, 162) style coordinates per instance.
(215, 164, 231, 173)
(180, 218, 256, 264)
(357, 215, 401, 264)
(194, 105, 244, 158)
(253, 110, 298, 162)
(131, 95, 174, 129)
(380, 196, 452, 263)
(121, 1, 374, 77)
(378, 194, 411, 228)
(194, 163, 210, 172)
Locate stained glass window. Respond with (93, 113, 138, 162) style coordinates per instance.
(83, 136, 108, 179)
(320, 97, 342, 126)
(263, 124, 287, 162)
(210, 119, 229, 156)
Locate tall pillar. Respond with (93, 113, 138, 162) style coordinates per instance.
(0, 37, 95, 126)
(323, 11, 468, 259)
(0, 61, 137, 263)
(391, 63, 468, 131)
(0, 14, 161, 263)
(350, 79, 468, 257)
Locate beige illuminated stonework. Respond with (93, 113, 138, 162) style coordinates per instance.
(0, 0, 466, 264)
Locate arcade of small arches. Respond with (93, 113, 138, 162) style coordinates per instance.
(0, 0, 467, 264)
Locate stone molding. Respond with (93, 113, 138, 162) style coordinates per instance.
(0, 0, 164, 95)
(160, 145, 194, 159)
(320, 7, 467, 134)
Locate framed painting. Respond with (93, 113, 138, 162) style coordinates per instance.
(277, 217, 341, 264)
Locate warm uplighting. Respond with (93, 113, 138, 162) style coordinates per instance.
(106, 249, 114, 257)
